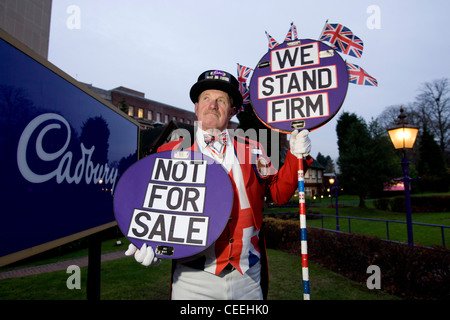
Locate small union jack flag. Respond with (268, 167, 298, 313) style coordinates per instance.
(345, 34, 364, 58)
(237, 63, 252, 83)
(284, 22, 298, 42)
(319, 23, 353, 51)
(265, 31, 279, 50)
(319, 22, 363, 58)
(346, 62, 378, 86)
(236, 63, 253, 114)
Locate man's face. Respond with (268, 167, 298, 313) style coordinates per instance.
(195, 89, 236, 132)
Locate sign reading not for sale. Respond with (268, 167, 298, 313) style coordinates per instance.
(250, 39, 349, 133)
(113, 150, 233, 259)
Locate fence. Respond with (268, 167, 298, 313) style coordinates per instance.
(308, 213, 450, 249)
(263, 209, 450, 249)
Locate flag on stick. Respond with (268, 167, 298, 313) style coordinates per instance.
(236, 63, 253, 114)
(265, 31, 279, 50)
(319, 22, 364, 58)
(346, 62, 378, 86)
(284, 22, 298, 42)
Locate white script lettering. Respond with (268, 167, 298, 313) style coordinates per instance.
(17, 113, 118, 193)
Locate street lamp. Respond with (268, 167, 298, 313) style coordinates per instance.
(387, 106, 419, 247)
(328, 177, 340, 231)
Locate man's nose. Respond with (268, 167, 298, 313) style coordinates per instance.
(207, 99, 219, 109)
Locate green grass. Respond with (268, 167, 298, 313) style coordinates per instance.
(306, 207, 450, 248)
(4, 193, 446, 301)
(0, 248, 398, 300)
(267, 250, 397, 300)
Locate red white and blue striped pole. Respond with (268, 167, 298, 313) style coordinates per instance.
(298, 156, 311, 300)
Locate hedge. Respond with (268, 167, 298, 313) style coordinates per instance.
(263, 217, 450, 300)
(374, 195, 450, 213)
(389, 195, 450, 213)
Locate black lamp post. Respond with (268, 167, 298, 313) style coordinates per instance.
(387, 107, 419, 247)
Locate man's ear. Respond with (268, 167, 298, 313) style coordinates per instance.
(229, 106, 236, 119)
(194, 102, 199, 116)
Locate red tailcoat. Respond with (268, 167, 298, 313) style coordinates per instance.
(158, 134, 312, 299)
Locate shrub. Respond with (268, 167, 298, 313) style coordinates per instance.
(389, 195, 450, 213)
(415, 175, 449, 193)
(389, 196, 406, 212)
(374, 198, 390, 211)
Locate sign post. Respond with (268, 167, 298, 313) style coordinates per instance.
(114, 150, 234, 259)
(297, 155, 310, 300)
(250, 39, 348, 133)
(249, 38, 349, 300)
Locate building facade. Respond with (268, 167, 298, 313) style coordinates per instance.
(0, 0, 52, 59)
(83, 83, 239, 132)
(110, 86, 197, 128)
(304, 160, 326, 197)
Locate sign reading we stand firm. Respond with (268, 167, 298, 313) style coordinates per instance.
(250, 39, 349, 133)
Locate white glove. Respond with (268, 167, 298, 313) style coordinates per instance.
(289, 129, 311, 158)
(125, 243, 161, 267)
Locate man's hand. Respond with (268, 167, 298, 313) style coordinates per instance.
(289, 129, 311, 159)
(125, 243, 161, 267)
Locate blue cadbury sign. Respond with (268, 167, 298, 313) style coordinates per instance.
(0, 31, 139, 266)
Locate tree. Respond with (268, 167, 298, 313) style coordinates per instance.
(80, 116, 110, 164)
(367, 118, 400, 195)
(316, 152, 335, 173)
(416, 125, 449, 192)
(337, 113, 372, 207)
(336, 112, 398, 207)
(414, 78, 450, 156)
(375, 104, 404, 129)
(375, 103, 422, 131)
(118, 98, 129, 115)
(418, 125, 445, 176)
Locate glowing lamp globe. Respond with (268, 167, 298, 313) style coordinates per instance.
(387, 107, 418, 149)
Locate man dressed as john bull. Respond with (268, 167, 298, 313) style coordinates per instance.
(126, 69, 313, 300)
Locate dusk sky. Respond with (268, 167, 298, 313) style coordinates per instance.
(48, 0, 450, 162)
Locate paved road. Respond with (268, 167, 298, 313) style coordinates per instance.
(0, 250, 127, 280)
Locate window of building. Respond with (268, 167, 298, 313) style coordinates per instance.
(138, 108, 144, 118)
(128, 106, 134, 116)
(148, 110, 153, 120)
(156, 112, 161, 122)
(164, 114, 169, 123)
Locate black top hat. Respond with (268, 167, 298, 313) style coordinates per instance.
(189, 70, 243, 108)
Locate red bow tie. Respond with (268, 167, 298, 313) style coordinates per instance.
(204, 132, 228, 156)
(204, 132, 228, 145)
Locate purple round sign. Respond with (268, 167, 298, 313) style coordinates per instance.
(113, 150, 233, 259)
(250, 39, 349, 133)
